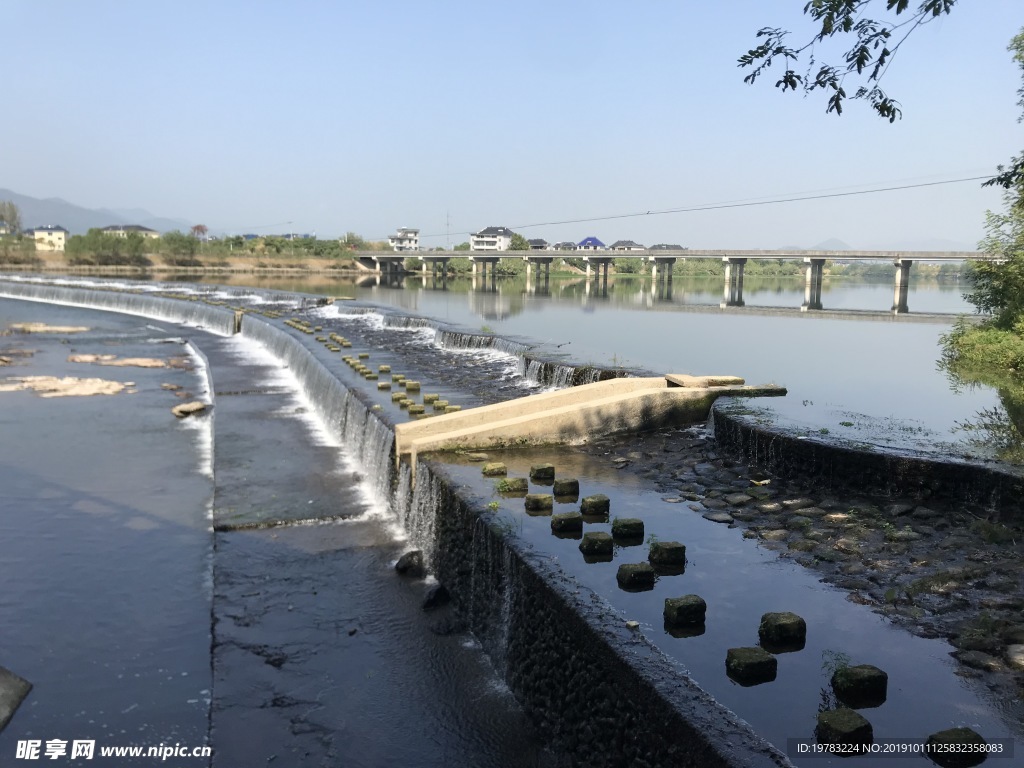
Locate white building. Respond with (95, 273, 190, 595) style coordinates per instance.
(29, 225, 69, 252)
(388, 227, 420, 252)
(470, 226, 514, 251)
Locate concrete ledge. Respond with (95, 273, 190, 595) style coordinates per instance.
(397, 376, 785, 459)
(0, 666, 32, 732)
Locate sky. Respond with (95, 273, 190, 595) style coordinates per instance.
(3, 1, 1021, 250)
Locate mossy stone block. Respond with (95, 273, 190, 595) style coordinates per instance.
(378, 364, 391, 373)
(423, 393, 439, 404)
(579, 532, 613, 556)
(366, 373, 378, 380)
(432, 400, 449, 411)
(400, 399, 413, 409)
(408, 404, 425, 415)
(444, 405, 461, 413)
(664, 595, 707, 628)
(758, 612, 807, 647)
(552, 478, 580, 498)
(529, 464, 555, 481)
(551, 512, 583, 533)
(481, 462, 507, 477)
(524, 494, 553, 512)
(815, 708, 873, 749)
(612, 518, 645, 539)
(925, 728, 987, 768)
(358, 352, 370, 359)
(649, 541, 686, 566)
(832, 665, 888, 709)
(391, 392, 405, 402)
(580, 494, 610, 515)
(404, 380, 421, 392)
(497, 477, 528, 494)
(726, 647, 778, 686)
(617, 563, 656, 590)
(377, 382, 392, 390)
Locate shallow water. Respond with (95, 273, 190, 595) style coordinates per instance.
(441, 447, 1022, 767)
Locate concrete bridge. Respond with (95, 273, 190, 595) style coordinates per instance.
(356, 248, 988, 314)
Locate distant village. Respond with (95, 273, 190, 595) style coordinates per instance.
(1, 220, 685, 254)
(386, 226, 686, 253)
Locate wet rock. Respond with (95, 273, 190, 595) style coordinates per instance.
(785, 515, 814, 531)
(883, 502, 915, 517)
(758, 501, 784, 513)
(408, 404, 425, 414)
(954, 650, 1002, 672)
(725, 647, 777, 686)
(0, 666, 32, 731)
(552, 478, 580, 498)
(524, 494, 553, 513)
(823, 512, 851, 524)
(649, 541, 686, 567)
(760, 529, 789, 541)
(529, 464, 555, 481)
(395, 550, 425, 578)
(579, 532, 613, 556)
(815, 708, 872, 749)
(831, 665, 888, 708)
(788, 539, 817, 552)
(422, 584, 450, 611)
(925, 728, 988, 768)
(664, 595, 706, 628)
(550, 512, 583, 534)
(759, 612, 807, 648)
(1005, 644, 1024, 671)
(464, 452, 489, 462)
(702, 511, 734, 524)
(1001, 625, 1024, 644)
(724, 493, 753, 506)
(912, 506, 942, 520)
(171, 400, 207, 418)
(887, 529, 923, 542)
(481, 462, 507, 477)
(612, 518, 644, 540)
(782, 497, 816, 511)
(617, 563, 656, 590)
(834, 538, 861, 555)
(580, 494, 610, 515)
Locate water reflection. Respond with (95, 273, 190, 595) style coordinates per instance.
(944, 364, 1024, 462)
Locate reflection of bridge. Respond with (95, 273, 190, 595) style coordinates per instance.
(357, 248, 987, 314)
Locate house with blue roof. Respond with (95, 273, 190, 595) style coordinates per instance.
(576, 236, 606, 251)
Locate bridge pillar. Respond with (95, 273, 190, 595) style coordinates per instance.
(802, 258, 825, 311)
(892, 259, 912, 314)
(649, 257, 676, 282)
(721, 257, 746, 307)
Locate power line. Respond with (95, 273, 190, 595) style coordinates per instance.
(413, 174, 992, 241)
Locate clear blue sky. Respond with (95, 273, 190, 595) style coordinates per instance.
(3, 1, 1021, 249)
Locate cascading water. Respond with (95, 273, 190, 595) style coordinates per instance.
(0, 280, 238, 336)
(239, 316, 396, 502)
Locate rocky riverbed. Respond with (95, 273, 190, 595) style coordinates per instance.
(579, 422, 1024, 718)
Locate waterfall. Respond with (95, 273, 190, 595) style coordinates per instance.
(239, 316, 396, 505)
(0, 280, 238, 336)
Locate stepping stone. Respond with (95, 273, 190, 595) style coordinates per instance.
(524, 494, 553, 513)
(649, 541, 686, 566)
(551, 512, 583, 534)
(579, 532, 613, 556)
(815, 709, 872, 749)
(759, 611, 807, 647)
(553, 478, 579, 498)
(831, 665, 888, 708)
(529, 463, 555, 481)
(580, 494, 610, 515)
(664, 595, 706, 628)
(724, 493, 753, 506)
(612, 518, 644, 539)
(497, 477, 528, 494)
(617, 563, 656, 590)
(925, 728, 987, 768)
(726, 647, 777, 686)
(481, 462, 507, 477)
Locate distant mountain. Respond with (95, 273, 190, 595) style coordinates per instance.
(809, 238, 852, 251)
(0, 189, 192, 235)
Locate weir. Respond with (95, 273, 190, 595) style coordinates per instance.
(0, 278, 791, 766)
